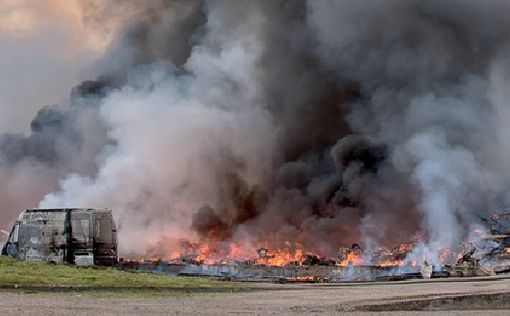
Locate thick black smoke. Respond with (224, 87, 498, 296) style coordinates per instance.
(2, 0, 510, 262)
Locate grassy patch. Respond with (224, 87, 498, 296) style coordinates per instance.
(0, 256, 234, 289)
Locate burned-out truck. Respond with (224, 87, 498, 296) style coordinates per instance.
(1, 209, 117, 266)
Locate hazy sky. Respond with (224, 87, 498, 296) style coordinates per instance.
(0, 0, 109, 133)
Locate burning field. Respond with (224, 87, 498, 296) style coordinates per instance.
(4, 0, 510, 283)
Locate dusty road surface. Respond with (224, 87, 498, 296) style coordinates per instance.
(2, 276, 510, 315)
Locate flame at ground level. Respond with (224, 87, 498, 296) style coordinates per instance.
(140, 220, 510, 268)
(152, 239, 463, 268)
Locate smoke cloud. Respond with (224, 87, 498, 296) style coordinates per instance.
(2, 0, 510, 262)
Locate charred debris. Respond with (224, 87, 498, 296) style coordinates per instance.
(115, 212, 510, 283)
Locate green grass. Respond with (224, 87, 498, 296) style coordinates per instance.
(0, 256, 234, 289)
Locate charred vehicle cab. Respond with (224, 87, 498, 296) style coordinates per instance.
(1, 209, 117, 266)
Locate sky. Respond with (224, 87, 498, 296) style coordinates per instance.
(0, 0, 109, 133)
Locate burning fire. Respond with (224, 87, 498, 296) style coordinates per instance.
(161, 239, 428, 268)
(257, 247, 304, 266)
(152, 225, 500, 268)
(336, 250, 363, 266)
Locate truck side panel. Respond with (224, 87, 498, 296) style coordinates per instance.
(17, 211, 67, 263)
(3, 209, 117, 266)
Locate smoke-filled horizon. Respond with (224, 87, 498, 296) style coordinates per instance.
(2, 0, 510, 264)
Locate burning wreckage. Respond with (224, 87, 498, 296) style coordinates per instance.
(116, 212, 510, 283)
(2, 209, 510, 283)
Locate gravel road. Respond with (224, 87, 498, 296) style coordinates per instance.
(2, 277, 510, 315)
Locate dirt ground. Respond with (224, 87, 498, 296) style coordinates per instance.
(1, 276, 510, 315)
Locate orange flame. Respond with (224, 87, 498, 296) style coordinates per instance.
(158, 235, 470, 268)
(337, 251, 363, 266)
